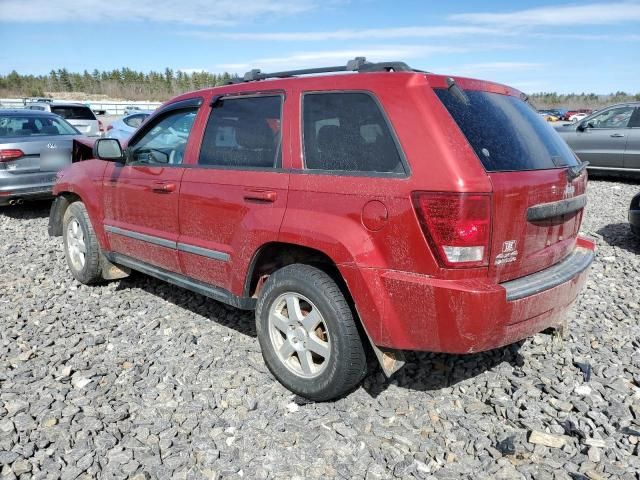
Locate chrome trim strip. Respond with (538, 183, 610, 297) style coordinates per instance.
(501, 247, 594, 301)
(104, 225, 230, 261)
(177, 242, 230, 262)
(104, 225, 176, 249)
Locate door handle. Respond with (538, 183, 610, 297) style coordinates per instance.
(243, 189, 277, 203)
(610, 133, 625, 138)
(151, 182, 176, 193)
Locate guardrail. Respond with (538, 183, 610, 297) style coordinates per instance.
(0, 99, 162, 115)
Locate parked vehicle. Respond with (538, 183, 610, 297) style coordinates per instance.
(538, 110, 560, 122)
(48, 58, 595, 400)
(563, 109, 593, 121)
(124, 106, 155, 116)
(556, 102, 640, 173)
(0, 110, 82, 206)
(25, 102, 101, 136)
(630, 192, 640, 237)
(105, 113, 151, 141)
(569, 112, 589, 123)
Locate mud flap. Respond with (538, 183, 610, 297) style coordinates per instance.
(100, 255, 131, 280)
(371, 344, 406, 377)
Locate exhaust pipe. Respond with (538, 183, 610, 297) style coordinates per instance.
(8, 199, 16, 206)
(16, 199, 23, 205)
(8, 198, 23, 206)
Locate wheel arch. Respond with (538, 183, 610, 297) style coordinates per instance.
(244, 242, 348, 300)
(48, 191, 82, 236)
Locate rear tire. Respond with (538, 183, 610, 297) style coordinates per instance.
(63, 202, 103, 285)
(256, 264, 367, 401)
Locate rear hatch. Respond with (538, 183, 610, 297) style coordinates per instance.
(434, 84, 586, 282)
(51, 105, 99, 136)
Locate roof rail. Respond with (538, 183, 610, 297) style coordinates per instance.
(228, 57, 415, 84)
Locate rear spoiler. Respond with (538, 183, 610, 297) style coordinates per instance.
(72, 138, 97, 163)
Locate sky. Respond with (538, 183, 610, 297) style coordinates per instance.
(0, 0, 638, 94)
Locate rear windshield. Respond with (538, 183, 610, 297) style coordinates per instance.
(435, 88, 579, 172)
(0, 115, 78, 137)
(51, 105, 96, 120)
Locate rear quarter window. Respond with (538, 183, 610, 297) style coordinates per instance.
(435, 88, 579, 172)
(302, 92, 406, 175)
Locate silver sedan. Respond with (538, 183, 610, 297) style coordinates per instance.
(0, 110, 83, 206)
(556, 102, 640, 173)
(105, 112, 151, 141)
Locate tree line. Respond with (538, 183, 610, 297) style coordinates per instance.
(1, 68, 639, 107)
(0, 68, 237, 101)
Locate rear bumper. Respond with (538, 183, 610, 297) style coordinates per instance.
(0, 171, 57, 205)
(346, 235, 596, 354)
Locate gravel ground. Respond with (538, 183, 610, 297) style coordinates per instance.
(1, 179, 639, 480)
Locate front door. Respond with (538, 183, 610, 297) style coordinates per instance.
(570, 105, 635, 168)
(623, 107, 640, 169)
(103, 106, 199, 272)
(178, 93, 289, 295)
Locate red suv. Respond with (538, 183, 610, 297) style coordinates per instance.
(49, 58, 595, 400)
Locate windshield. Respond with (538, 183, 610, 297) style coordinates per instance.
(0, 115, 79, 137)
(435, 88, 579, 172)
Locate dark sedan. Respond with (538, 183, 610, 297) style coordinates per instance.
(0, 110, 83, 206)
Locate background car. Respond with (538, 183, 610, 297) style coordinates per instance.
(105, 112, 151, 141)
(569, 112, 589, 122)
(123, 105, 155, 116)
(556, 102, 640, 173)
(0, 110, 83, 205)
(25, 101, 101, 136)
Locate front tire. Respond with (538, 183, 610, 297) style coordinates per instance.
(62, 202, 103, 284)
(256, 264, 367, 401)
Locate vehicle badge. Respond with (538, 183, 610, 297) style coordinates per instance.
(502, 240, 517, 253)
(47, 143, 57, 149)
(495, 240, 518, 265)
(564, 182, 575, 199)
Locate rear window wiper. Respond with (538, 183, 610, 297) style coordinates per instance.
(446, 77, 470, 105)
(567, 161, 589, 180)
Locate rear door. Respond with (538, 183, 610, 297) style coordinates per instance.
(623, 106, 640, 169)
(102, 102, 200, 273)
(435, 87, 587, 282)
(568, 105, 635, 168)
(178, 93, 289, 294)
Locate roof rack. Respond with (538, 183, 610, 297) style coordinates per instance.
(228, 57, 416, 84)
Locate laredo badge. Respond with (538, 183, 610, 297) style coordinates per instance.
(495, 239, 518, 265)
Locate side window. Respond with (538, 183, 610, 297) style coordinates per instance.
(588, 106, 635, 129)
(303, 92, 405, 174)
(199, 95, 282, 169)
(128, 109, 197, 165)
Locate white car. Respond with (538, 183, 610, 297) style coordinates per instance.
(105, 113, 151, 141)
(25, 102, 101, 136)
(569, 112, 588, 123)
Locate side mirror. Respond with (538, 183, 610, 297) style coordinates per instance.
(93, 138, 124, 162)
(577, 121, 589, 132)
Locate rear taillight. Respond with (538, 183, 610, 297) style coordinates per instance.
(412, 192, 491, 268)
(98, 120, 105, 132)
(0, 149, 24, 162)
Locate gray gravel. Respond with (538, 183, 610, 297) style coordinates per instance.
(1, 179, 639, 479)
